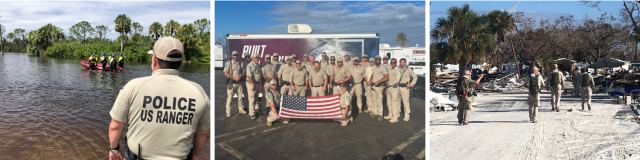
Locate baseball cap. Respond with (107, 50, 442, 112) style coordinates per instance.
(363, 55, 368, 58)
(150, 37, 184, 62)
(353, 57, 359, 61)
(303, 54, 308, 58)
(273, 53, 279, 57)
(232, 51, 238, 55)
(369, 58, 375, 62)
(286, 56, 292, 60)
(465, 70, 471, 75)
(375, 55, 381, 59)
(252, 54, 259, 58)
(337, 57, 343, 62)
(265, 54, 271, 59)
(270, 80, 277, 85)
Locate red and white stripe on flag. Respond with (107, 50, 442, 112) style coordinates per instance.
(279, 94, 344, 119)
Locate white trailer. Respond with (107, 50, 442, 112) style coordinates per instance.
(378, 43, 426, 75)
(214, 45, 225, 69)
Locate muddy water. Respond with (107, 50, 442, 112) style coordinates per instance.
(0, 53, 210, 159)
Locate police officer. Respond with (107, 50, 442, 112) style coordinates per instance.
(88, 53, 97, 70)
(332, 57, 352, 95)
(320, 52, 330, 71)
(224, 51, 246, 117)
(278, 56, 294, 95)
(109, 37, 209, 160)
(308, 61, 327, 97)
(291, 54, 298, 63)
(266, 79, 289, 126)
(344, 54, 353, 68)
(302, 54, 313, 96)
(242, 53, 252, 109)
(272, 53, 283, 91)
(117, 53, 124, 70)
(289, 59, 309, 96)
(579, 68, 595, 111)
(261, 54, 276, 115)
(524, 66, 544, 123)
(362, 55, 370, 68)
(100, 52, 106, 71)
(326, 56, 337, 95)
(350, 57, 365, 113)
(334, 83, 353, 126)
(457, 70, 482, 125)
(246, 54, 262, 120)
(382, 56, 391, 117)
(364, 58, 375, 114)
(384, 58, 400, 122)
(572, 67, 582, 97)
(546, 64, 565, 112)
(398, 58, 418, 121)
(369, 55, 389, 122)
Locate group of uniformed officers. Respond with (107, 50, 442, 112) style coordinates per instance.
(225, 51, 418, 126)
(457, 64, 596, 125)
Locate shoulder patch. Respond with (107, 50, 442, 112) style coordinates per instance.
(248, 66, 252, 70)
(399, 70, 403, 75)
(385, 68, 389, 71)
(267, 94, 271, 99)
(225, 63, 228, 68)
(346, 96, 350, 101)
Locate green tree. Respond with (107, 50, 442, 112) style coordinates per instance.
(395, 33, 409, 47)
(177, 23, 197, 59)
(95, 25, 110, 40)
(130, 22, 143, 38)
(12, 28, 26, 47)
(431, 3, 494, 80)
(114, 14, 132, 53)
(164, 20, 180, 37)
(486, 10, 516, 73)
(194, 18, 210, 35)
(70, 21, 95, 44)
(149, 22, 163, 40)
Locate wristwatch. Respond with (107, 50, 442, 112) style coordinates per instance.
(110, 144, 120, 154)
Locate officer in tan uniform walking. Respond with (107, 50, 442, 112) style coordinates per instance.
(278, 56, 294, 95)
(246, 54, 262, 120)
(349, 57, 365, 112)
(266, 80, 289, 126)
(334, 83, 353, 126)
(332, 57, 352, 95)
(369, 55, 389, 122)
(579, 68, 595, 111)
(572, 67, 581, 97)
(290, 59, 309, 96)
(109, 37, 209, 160)
(224, 51, 246, 117)
(397, 58, 418, 121)
(364, 58, 375, 114)
(457, 70, 482, 125)
(384, 58, 400, 123)
(546, 64, 565, 112)
(261, 54, 276, 115)
(524, 66, 544, 123)
(308, 61, 327, 97)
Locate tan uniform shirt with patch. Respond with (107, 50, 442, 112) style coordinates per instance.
(278, 64, 294, 83)
(340, 92, 351, 109)
(372, 64, 389, 82)
(266, 89, 281, 107)
(350, 65, 365, 83)
(398, 66, 418, 86)
(262, 62, 277, 82)
(289, 67, 309, 86)
(333, 65, 351, 83)
(303, 61, 314, 72)
(320, 60, 330, 72)
(110, 69, 210, 159)
(309, 68, 327, 86)
(246, 62, 262, 82)
(387, 67, 400, 86)
(223, 61, 244, 78)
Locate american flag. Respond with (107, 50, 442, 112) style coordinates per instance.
(279, 94, 344, 119)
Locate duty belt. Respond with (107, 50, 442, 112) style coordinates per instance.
(282, 81, 290, 85)
(398, 84, 407, 87)
(313, 85, 322, 87)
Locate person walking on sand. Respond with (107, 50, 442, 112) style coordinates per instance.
(572, 67, 582, 97)
(524, 66, 544, 123)
(456, 70, 482, 125)
(579, 68, 596, 111)
(546, 64, 565, 112)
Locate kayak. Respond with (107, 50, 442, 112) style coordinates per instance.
(81, 60, 123, 71)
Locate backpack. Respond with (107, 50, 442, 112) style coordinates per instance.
(529, 74, 540, 95)
(581, 73, 592, 87)
(456, 77, 469, 96)
(550, 72, 560, 86)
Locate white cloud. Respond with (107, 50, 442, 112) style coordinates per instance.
(260, 2, 426, 47)
(507, 1, 520, 13)
(0, 1, 209, 40)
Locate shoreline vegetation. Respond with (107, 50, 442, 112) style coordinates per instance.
(1, 15, 210, 63)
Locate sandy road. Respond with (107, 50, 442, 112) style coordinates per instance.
(430, 91, 640, 160)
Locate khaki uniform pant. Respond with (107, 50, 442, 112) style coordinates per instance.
(292, 85, 305, 96)
(267, 110, 289, 123)
(226, 83, 244, 114)
(457, 96, 470, 123)
(311, 86, 325, 97)
(573, 81, 580, 96)
(385, 87, 391, 116)
(387, 87, 400, 120)
(528, 94, 540, 121)
(581, 87, 592, 110)
(372, 86, 384, 116)
(243, 81, 248, 109)
(364, 84, 372, 111)
(550, 86, 562, 110)
(399, 87, 411, 118)
(281, 85, 292, 96)
(349, 83, 363, 110)
(246, 82, 259, 116)
(334, 108, 352, 123)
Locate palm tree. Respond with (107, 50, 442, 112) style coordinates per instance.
(486, 10, 516, 73)
(130, 22, 143, 38)
(431, 3, 494, 80)
(177, 23, 197, 60)
(395, 33, 409, 47)
(114, 14, 132, 53)
(164, 20, 180, 37)
(148, 22, 163, 40)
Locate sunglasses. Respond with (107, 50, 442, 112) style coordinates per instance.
(330, 59, 335, 60)
(296, 63, 301, 64)
(391, 62, 397, 64)
(375, 58, 381, 60)
(266, 58, 271, 59)
(232, 55, 237, 56)
(354, 60, 360, 62)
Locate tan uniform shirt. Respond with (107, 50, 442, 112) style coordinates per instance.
(289, 67, 308, 86)
(398, 66, 418, 86)
(387, 67, 400, 86)
(262, 62, 277, 82)
(333, 65, 352, 83)
(266, 89, 281, 107)
(303, 61, 314, 72)
(110, 69, 210, 159)
(350, 65, 365, 83)
(309, 68, 327, 86)
(372, 64, 389, 83)
(278, 64, 294, 83)
(223, 61, 244, 78)
(344, 60, 353, 69)
(366, 66, 374, 83)
(320, 60, 330, 72)
(361, 62, 370, 73)
(340, 92, 351, 109)
(546, 69, 565, 89)
(246, 62, 262, 83)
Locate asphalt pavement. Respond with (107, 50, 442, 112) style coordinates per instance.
(213, 70, 426, 160)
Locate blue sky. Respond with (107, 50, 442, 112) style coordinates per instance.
(430, 1, 625, 37)
(0, 1, 210, 40)
(216, 1, 426, 47)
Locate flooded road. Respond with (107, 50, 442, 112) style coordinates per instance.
(0, 53, 211, 159)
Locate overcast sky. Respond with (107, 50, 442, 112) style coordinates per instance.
(216, 1, 426, 47)
(0, 1, 209, 40)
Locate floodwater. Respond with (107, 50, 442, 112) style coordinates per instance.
(0, 53, 210, 159)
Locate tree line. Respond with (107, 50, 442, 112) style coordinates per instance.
(430, 1, 640, 80)
(0, 14, 210, 63)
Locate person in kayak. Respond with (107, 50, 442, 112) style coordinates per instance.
(100, 52, 107, 71)
(118, 53, 124, 71)
(88, 53, 97, 70)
